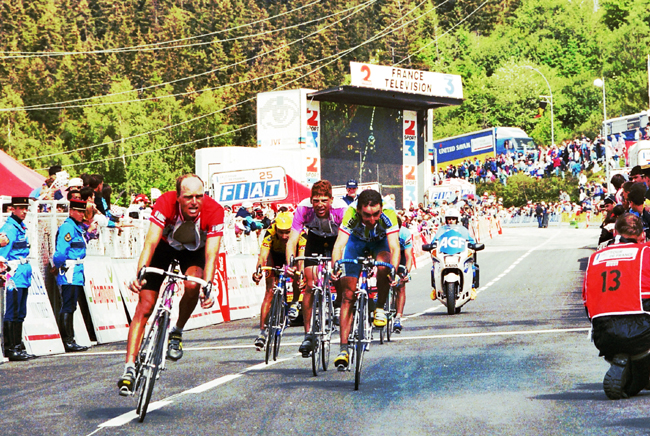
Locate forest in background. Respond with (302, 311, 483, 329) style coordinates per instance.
(0, 0, 649, 199)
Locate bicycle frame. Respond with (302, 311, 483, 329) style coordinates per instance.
(131, 259, 208, 422)
(336, 257, 394, 390)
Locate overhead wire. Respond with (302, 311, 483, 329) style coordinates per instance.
(31, 0, 452, 169)
(0, 0, 322, 58)
(57, 124, 256, 169)
(25, 0, 443, 164)
(2, 0, 377, 112)
(395, 0, 490, 66)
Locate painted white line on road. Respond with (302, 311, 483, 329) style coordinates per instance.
(407, 231, 560, 319)
(392, 327, 589, 341)
(98, 401, 172, 428)
(95, 354, 300, 431)
(46, 343, 308, 358)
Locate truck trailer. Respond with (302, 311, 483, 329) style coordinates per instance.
(433, 127, 537, 170)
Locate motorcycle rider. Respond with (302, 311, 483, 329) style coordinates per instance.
(429, 208, 478, 301)
(583, 213, 650, 400)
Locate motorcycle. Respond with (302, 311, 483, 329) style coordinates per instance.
(423, 231, 484, 315)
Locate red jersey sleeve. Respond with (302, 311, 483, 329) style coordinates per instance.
(150, 191, 178, 229)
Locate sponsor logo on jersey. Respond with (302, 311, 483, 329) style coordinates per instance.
(380, 213, 393, 228)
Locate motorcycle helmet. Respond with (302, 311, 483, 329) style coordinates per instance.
(445, 208, 460, 223)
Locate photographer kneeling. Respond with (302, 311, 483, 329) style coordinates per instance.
(584, 213, 650, 399)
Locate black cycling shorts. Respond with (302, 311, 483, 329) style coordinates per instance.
(269, 250, 287, 268)
(143, 240, 205, 292)
(304, 233, 337, 267)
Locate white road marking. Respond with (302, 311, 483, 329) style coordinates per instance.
(407, 230, 559, 319)
(95, 354, 299, 431)
(391, 327, 589, 341)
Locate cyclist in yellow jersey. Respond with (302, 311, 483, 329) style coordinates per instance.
(252, 212, 306, 350)
(330, 189, 400, 369)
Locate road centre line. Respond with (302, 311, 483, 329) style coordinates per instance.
(408, 230, 559, 318)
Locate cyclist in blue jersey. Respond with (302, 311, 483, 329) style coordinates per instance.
(330, 189, 400, 369)
(393, 217, 414, 333)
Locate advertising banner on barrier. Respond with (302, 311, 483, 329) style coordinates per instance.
(84, 256, 130, 343)
(22, 263, 65, 356)
(226, 255, 265, 321)
(112, 257, 225, 331)
(214, 252, 230, 322)
(111, 258, 139, 321)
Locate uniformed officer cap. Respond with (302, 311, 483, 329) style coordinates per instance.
(69, 199, 88, 211)
(603, 195, 616, 205)
(630, 165, 643, 176)
(641, 164, 650, 177)
(11, 197, 31, 207)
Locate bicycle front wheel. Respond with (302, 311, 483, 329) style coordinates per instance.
(137, 310, 169, 422)
(311, 289, 322, 376)
(272, 298, 286, 361)
(355, 294, 367, 391)
(265, 289, 281, 364)
(321, 280, 333, 371)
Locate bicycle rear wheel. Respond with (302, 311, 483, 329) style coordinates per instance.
(137, 310, 169, 422)
(354, 294, 367, 391)
(386, 287, 396, 342)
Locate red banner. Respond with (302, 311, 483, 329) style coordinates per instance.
(213, 252, 230, 322)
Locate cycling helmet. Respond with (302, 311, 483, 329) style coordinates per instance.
(445, 208, 460, 221)
(274, 211, 293, 230)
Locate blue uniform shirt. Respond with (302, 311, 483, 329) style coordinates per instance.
(0, 215, 32, 288)
(53, 217, 87, 286)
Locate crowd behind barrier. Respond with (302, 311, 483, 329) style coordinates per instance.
(1, 195, 507, 359)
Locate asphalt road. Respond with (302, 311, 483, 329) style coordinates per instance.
(3, 225, 649, 436)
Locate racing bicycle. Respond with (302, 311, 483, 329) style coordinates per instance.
(293, 255, 335, 376)
(336, 257, 394, 390)
(130, 260, 210, 422)
(380, 265, 409, 344)
(257, 265, 297, 364)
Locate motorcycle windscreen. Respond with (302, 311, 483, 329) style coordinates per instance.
(436, 229, 468, 255)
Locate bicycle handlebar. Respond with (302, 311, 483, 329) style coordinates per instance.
(138, 266, 211, 298)
(334, 258, 396, 281)
(292, 255, 332, 263)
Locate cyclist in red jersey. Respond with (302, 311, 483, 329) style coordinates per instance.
(118, 174, 224, 395)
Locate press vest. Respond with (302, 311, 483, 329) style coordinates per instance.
(583, 243, 650, 319)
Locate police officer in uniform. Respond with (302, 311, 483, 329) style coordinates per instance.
(52, 199, 89, 352)
(0, 197, 36, 361)
(341, 179, 358, 205)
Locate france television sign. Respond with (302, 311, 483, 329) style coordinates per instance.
(350, 62, 463, 100)
(211, 167, 288, 204)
